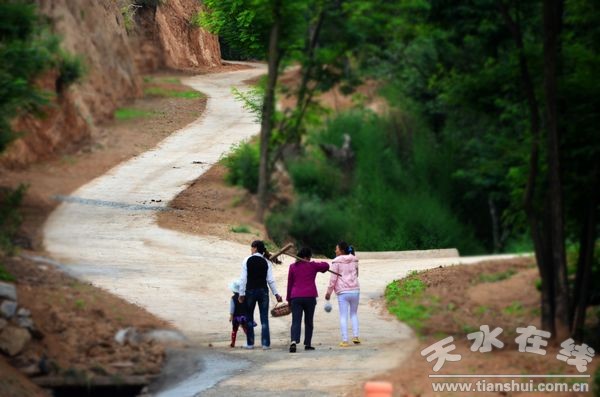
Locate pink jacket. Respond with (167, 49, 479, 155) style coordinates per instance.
(326, 254, 360, 295)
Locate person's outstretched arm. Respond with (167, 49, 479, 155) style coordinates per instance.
(266, 259, 282, 301)
(326, 262, 339, 299)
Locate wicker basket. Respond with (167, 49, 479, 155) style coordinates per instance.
(270, 302, 291, 317)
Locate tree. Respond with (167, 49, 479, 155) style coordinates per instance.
(201, 0, 366, 220)
(373, 0, 598, 339)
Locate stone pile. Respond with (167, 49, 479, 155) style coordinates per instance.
(0, 281, 39, 358)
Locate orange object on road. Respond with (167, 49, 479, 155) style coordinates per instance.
(364, 381, 393, 397)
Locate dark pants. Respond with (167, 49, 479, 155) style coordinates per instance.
(290, 297, 317, 346)
(245, 288, 270, 347)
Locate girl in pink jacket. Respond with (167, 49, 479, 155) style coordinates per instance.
(325, 241, 360, 347)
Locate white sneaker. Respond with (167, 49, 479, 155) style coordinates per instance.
(262, 345, 271, 350)
(243, 345, 254, 350)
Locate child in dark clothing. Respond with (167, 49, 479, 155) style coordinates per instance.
(229, 280, 251, 347)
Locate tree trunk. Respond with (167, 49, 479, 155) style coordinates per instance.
(499, 1, 554, 333)
(571, 169, 598, 340)
(488, 195, 501, 252)
(543, 0, 569, 340)
(257, 0, 282, 221)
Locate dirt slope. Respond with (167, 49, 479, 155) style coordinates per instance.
(1, 0, 221, 169)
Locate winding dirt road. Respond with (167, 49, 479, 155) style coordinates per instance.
(43, 64, 519, 396)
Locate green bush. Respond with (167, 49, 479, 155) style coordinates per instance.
(287, 157, 344, 199)
(266, 197, 349, 255)
(56, 52, 85, 92)
(0, 2, 60, 151)
(269, 110, 485, 256)
(0, 263, 15, 282)
(0, 185, 26, 255)
(222, 141, 260, 193)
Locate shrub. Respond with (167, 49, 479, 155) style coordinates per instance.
(222, 141, 260, 193)
(266, 197, 350, 255)
(56, 52, 85, 92)
(0, 263, 15, 282)
(0, 185, 26, 255)
(0, 2, 60, 151)
(286, 157, 343, 199)
(267, 109, 487, 256)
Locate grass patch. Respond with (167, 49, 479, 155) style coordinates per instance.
(0, 263, 15, 282)
(503, 301, 525, 316)
(143, 76, 182, 84)
(474, 305, 489, 316)
(385, 272, 434, 330)
(144, 87, 204, 99)
(231, 225, 251, 233)
(114, 108, 156, 121)
(477, 269, 516, 283)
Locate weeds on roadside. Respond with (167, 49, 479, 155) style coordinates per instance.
(231, 225, 251, 233)
(477, 269, 516, 283)
(385, 272, 436, 331)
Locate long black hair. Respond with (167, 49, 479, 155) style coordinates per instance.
(251, 240, 276, 261)
(337, 241, 355, 256)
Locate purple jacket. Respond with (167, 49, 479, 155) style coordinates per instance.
(286, 260, 330, 301)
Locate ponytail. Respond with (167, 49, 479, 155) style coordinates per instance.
(337, 241, 355, 256)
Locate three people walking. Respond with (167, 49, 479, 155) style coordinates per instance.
(234, 239, 360, 350)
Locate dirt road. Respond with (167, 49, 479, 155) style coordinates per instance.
(42, 64, 520, 396)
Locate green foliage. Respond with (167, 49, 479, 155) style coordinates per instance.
(0, 263, 15, 282)
(287, 157, 344, 200)
(0, 185, 26, 255)
(474, 305, 489, 316)
(144, 87, 204, 99)
(57, 52, 85, 91)
(478, 269, 516, 283)
(268, 111, 485, 255)
(0, 2, 59, 151)
(114, 108, 155, 121)
(266, 197, 349, 254)
(119, 3, 137, 33)
(222, 141, 260, 193)
(385, 273, 433, 330)
(198, 0, 274, 59)
(231, 225, 251, 233)
(503, 302, 525, 316)
(0, 2, 85, 151)
(74, 299, 85, 310)
(504, 234, 534, 254)
(231, 86, 263, 123)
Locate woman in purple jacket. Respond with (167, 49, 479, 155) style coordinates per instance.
(286, 247, 329, 353)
